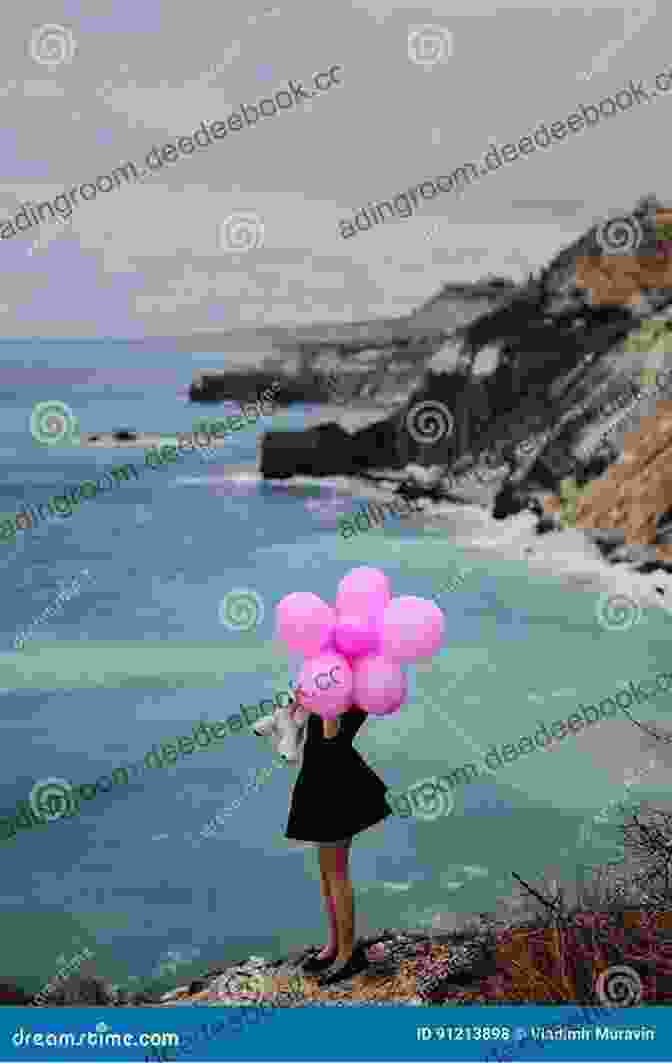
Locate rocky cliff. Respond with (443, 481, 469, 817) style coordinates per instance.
(188, 278, 517, 408)
(250, 195, 672, 569)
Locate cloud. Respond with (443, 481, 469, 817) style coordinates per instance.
(22, 80, 67, 98)
(100, 42, 243, 130)
(352, 0, 635, 13)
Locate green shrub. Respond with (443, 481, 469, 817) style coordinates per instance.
(624, 318, 672, 356)
(558, 477, 582, 529)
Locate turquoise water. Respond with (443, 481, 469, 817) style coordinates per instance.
(0, 340, 669, 994)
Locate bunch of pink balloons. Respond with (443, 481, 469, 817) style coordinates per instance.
(274, 567, 444, 719)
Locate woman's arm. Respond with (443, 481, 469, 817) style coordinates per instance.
(322, 717, 341, 740)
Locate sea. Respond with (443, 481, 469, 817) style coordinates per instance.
(0, 339, 669, 997)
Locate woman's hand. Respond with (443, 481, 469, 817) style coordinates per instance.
(322, 717, 341, 740)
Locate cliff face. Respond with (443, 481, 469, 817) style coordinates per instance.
(544, 398, 672, 564)
(256, 196, 672, 565)
(188, 281, 516, 407)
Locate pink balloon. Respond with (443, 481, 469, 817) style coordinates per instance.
(275, 593, 335, 656)
(336, 567, 391, 618)
(381, 596, 445, 662)
(296, 653, 353, 719)
(352, 654, 407, 716)
(333, 615, 380, 658)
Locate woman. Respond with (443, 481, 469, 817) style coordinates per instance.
(285, 704, 392, 986)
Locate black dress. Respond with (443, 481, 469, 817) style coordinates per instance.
(285, 707, 393, 843)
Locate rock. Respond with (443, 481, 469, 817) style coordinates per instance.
(42, 975, 117, 1006)
(656, 506, 672, 532)
(160, 985, 190, 1002)
(190, 371, 304, 405)
(492, 482, 528, 520)
(0, 982, 33, 1005)
(260, 423, 356, 479)
(536, 514, 559, 535)
(195, 197, 672, 531)
(584, 528, 627, 557)
(655, 522, 672, 546)
(609, 544, 662, 567)
(187, 979, 208, 994)
(574, 400, 672, 563)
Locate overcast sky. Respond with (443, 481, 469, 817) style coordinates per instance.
(0, 0, 668, 337)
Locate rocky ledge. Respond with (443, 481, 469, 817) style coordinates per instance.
(120, 907, 672, 1008)
(9, 907, 672, 1008)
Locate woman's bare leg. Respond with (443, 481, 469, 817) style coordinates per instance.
(320, 842, 354, 965)
(315, 859, 338, 960)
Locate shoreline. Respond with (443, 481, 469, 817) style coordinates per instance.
(47, 421, 672, 616)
